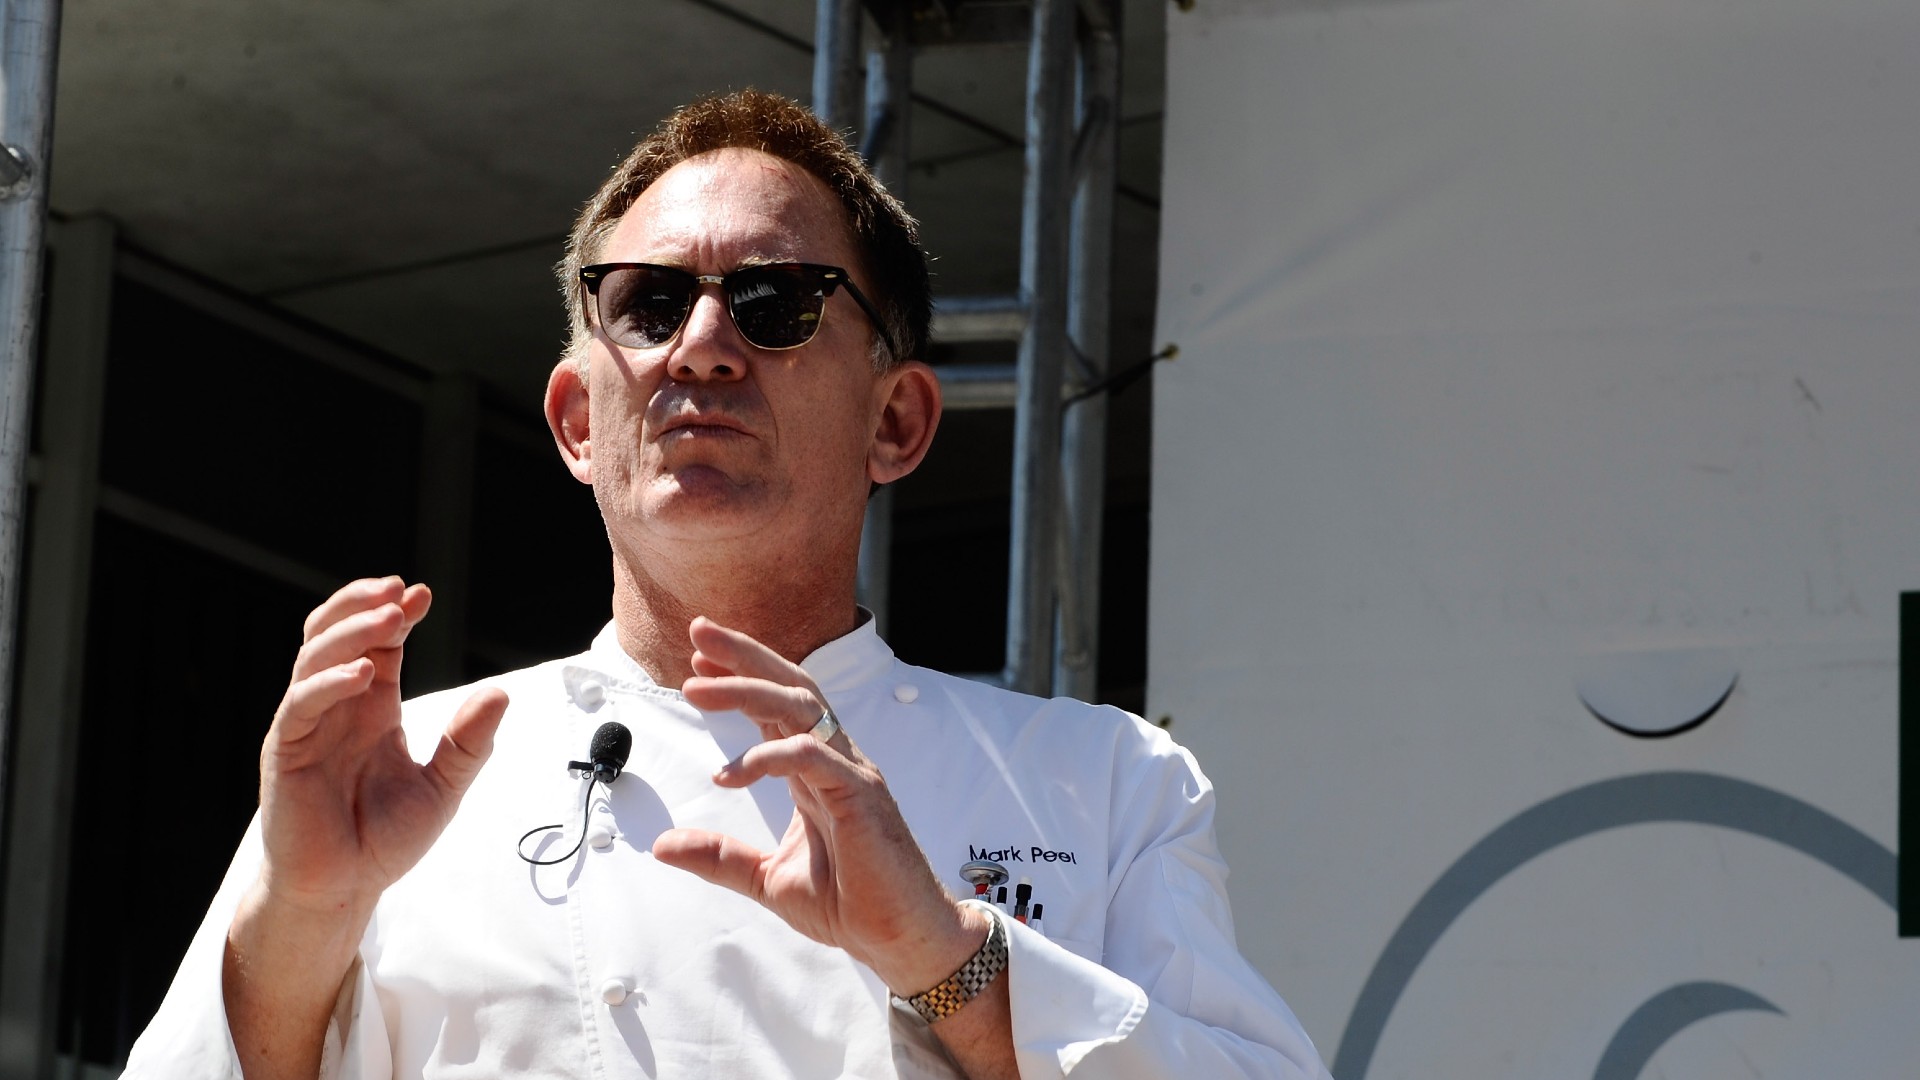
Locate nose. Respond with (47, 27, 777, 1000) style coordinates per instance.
(668, 283, 748, 383)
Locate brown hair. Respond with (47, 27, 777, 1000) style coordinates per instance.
(558, 89, 930, 371)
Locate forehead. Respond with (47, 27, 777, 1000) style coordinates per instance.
(604, 147, 858, 269)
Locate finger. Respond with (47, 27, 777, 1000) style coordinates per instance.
(398, 582, 433, 628)
(688, 617, 814, 687)
(362, 644, 406, 688)
(651, 827, 770, 900)
(274, 660, 377, 741)
(688, 650, 734, 679)
(682, 676, 821, 737)
(713, 732, 857, 793)
(303, 577, 407, 643)
(361, 586, 434, 687)
(690, 678, 855, 757)
(425, 687, 508, 802)
(291, 602, 409, 682)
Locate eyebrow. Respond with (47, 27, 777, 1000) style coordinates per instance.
(727, 254, 807, 271)
(634, 254, 809, 274)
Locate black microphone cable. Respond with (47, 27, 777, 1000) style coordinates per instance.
(517, 721, 633, 866)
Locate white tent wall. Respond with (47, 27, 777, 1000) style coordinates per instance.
(1150, 0, 1920, 1076)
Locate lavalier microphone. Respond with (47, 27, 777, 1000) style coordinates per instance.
(517, 721, 634, 866)
(568, 721, 632, 785)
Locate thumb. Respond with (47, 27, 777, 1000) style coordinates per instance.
(653, 827, 768, 901)
(426, 687, 508, 801)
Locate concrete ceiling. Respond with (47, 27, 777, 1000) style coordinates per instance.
(48, 0, 1169, 416)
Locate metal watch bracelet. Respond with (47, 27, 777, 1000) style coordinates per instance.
(899, 901, 1009, 1024)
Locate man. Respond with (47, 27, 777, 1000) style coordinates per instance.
(126, 91, 1328, 1079)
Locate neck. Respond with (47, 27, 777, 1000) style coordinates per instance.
(607, 539, 864, 689)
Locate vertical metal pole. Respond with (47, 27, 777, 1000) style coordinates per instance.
(857, 5, 913, 637)
(409, 373, 477, 694)
(1053, 5, 1119, 701)
(1004, 0, 1078, 696)
(0, 0, 65, 847)
(0, 215, 111, 1079)
(812, 0, 864, 131)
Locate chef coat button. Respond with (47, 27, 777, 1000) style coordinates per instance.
(893, 683, 919, 704)
(600, 977, 633, 1005)
(577, 680, 606, 709)
(588, 824, 616, 851)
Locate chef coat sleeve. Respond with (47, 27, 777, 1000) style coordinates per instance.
(121, 815, 390, 1080)
(998, 722, 1332, 1079)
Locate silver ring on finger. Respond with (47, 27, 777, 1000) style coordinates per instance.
(809, 706, 842, 743)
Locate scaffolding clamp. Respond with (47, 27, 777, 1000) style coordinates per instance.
(0, 145, 33, 200)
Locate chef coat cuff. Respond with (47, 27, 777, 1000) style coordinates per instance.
(998, 908, 1150, 1077)
(115, 908, 247, 1079)
(120, 821, 260, 1079)
(121, 813, 372, 1080)
(319, 954, 375, 1077)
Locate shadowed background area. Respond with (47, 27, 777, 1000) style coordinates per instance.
(7, 1, 1170, 1070)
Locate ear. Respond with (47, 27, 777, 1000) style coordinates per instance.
(867, 360, 942, 485)
(545, 359, 593, 485)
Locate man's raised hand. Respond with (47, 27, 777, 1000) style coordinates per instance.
(651, 616, 987, 1003)
(227, 577, 507, 1079)
(257, 576, 507, 911)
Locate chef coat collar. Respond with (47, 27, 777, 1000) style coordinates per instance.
(797, 607, 894, 692)
(571, 608, 894, 701)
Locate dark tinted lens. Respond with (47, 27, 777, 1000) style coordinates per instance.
(598, 267, 694, 347)
(727, 266, 827, 350)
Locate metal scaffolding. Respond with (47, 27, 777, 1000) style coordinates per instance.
(821, 0, 1121, 699)
(0, 0, 62, 762)
(0, 4, 70, 1070)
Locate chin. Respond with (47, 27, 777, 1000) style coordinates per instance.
(636, 482, 778, 544)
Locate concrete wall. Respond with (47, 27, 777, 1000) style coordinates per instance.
(1150, 1, 1920, 1075)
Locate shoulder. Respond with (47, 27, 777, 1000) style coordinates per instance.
(898, 664, 1206, 790)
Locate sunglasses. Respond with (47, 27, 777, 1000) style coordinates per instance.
(579, 262, 895, 361)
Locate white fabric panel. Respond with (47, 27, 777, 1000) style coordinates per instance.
(1151, 0, 1920, 1075)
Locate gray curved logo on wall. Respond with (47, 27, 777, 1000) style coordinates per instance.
(1332, 771, 1896, 1080)
(1591, 981, 1782, 1080)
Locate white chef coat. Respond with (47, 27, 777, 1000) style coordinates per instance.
(124, 620, 1328, 1078)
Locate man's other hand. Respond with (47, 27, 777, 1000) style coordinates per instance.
(653, 616, 987, 1000)
(225, 577, 507, 1080)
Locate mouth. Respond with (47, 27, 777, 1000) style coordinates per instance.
(648, 385, 764, 444)
(656, 412, 750, 440)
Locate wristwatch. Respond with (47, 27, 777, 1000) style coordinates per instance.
(899, 901, 1009, 1024)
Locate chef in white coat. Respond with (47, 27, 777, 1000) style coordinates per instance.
(124, 90, 1330, 1080)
